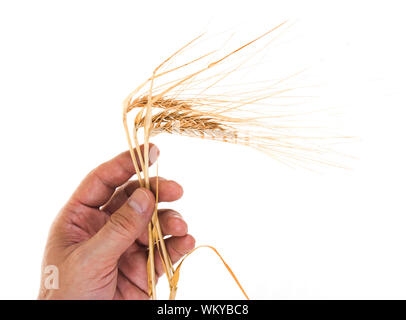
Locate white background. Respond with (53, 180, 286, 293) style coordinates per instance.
(0, 0, 405, 299)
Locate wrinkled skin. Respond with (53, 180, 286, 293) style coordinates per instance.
(38, 144, 195, 299)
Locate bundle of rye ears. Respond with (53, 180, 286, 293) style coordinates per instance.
(121, 22, 349, 300)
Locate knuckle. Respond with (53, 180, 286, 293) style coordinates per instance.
(108, 210, 137, 240)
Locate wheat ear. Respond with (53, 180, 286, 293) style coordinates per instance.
(122, 21, 349, 299)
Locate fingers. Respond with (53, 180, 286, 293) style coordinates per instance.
(83, 188, 156, 262)
(116, 211, 193, 291)
(142, 177, 184, 202)
(102, 177, 183, 215)
(154, 235, 196, 277)
(116, 270, 150, 300)
(136, 209, 188, 246)
(118, 234, 195, 290)
(159, 210, 188, 236)
(117, 250, 149, 298)
(72, 144, 159, 208)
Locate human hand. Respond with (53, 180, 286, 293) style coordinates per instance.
(38, 144, 195, 299)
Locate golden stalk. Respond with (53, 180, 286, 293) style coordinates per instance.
(121, 22, 349, 299)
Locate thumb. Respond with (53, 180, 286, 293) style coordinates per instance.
(85, 187, 155, 261)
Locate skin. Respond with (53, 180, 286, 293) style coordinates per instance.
(38, 144, 195, 300)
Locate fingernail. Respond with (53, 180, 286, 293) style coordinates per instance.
(149, 145, 160, 164)
(128, 189, 150, 214)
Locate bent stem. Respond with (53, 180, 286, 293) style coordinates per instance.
(170, 245, 250, 300)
